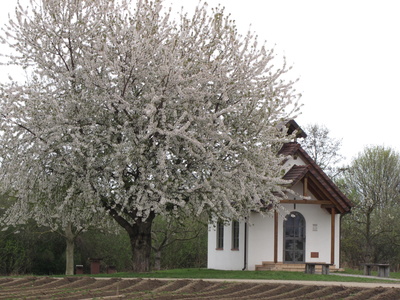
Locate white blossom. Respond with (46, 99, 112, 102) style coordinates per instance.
(0, 0, 300, 271)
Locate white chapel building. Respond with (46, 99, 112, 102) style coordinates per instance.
(207, 121, 353, 271)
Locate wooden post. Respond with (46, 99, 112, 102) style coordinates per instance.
(274, 210, 278, 263)
(303, 177, 308, 197)
(331, 208, 335, 265)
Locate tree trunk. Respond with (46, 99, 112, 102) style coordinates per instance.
(64, 223, 75, 275)
(154, 250, 162, 271)
(128, 214, 155, 272)
(106, 204, 156, 272)
(365, 208, 373, 263)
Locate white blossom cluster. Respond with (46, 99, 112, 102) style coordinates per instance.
(0, 0, 300, 230)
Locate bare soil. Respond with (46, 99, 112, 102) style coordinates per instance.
(0, 277, 399, 299)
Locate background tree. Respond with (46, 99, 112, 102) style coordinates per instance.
(75, 229, 132, 273)
(341, 146, 400, 267)
(0, 0, 300, 272)
(300, 123, 344, 177)
(0, 224, 132, 275)
(151, 215, 206, 270)
(157, 225, 208, 269)
(0, 220, 66, 275)
(0, 182, 115, 275)
(0, 192, 132, 275)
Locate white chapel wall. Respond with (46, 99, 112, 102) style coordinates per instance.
(207, 221, 245, 270)
(246, 212, 275, 270)
(281, 203, 341, 266)
(207, 205, 342, 270)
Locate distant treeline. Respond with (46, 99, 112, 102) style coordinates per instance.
(0, 217, 208, 275)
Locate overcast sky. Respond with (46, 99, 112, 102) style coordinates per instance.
(1, 0, 399, 163)
(172, 0, 400, 163)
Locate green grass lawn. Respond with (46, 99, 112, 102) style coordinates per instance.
(338, 267, 400, 279)
(89, 268, 400, 284)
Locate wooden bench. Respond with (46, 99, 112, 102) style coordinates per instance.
(305, 263, 331, 275)
(363, 263, 390, 277)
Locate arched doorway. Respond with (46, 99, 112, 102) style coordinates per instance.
(284, 212, 305, 263)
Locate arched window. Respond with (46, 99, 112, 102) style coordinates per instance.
(283, 212, 306, 263)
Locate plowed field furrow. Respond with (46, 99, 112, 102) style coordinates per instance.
(131, 291, 181, 299)
(171, 281, 229, 298)
(67, 278, 120, 290)
(0, 280, 55, 299)
(0, 278, 16, 285)
(56, 288, 121, 300)
(367, 287, 400, 299)
(0, 277, 400, 299)
(75, 279, 139, 299)
(171, 279, 221, 294)
(112, 278, 167, 294)
(0, 292, 21, 300)
(42, 278, 97, 291)
(235, 283, 309, 299)
(22, 289, 70, 300)
(286, 286, 329, 300)
(108, 278, 143, 292)
(283, 285, 334, 300)
(118, 290, 164, 299)
(0, 279, 122, 300)
(205, 282, 273, 299)
(185, 282, 255, 298)
(42, 278, 96, 290)
(175, 282, 270, 300)
(1, 277, 58, 292)
(199, 281, 231, 293)
(265, 284, 319, 299)
(22, 284, 125, 300)
(72, 278, 142, 299)
(150, 293, 195, 300)
(0, 283, 91, 300)
(0, 289, 58, 300)
(293, 285, 347, 299)
(246, 284, 294, 298)
(0, 277, 36, 288)
(246, 283, 301, 300)
(56, 279, 127, 299)
(321, 287, 364, 300)
(28, 277, 56, 286)
(151, 279, 192, 292)
(10, 276, 86, 292)
(196, 281, 228, 292)
(344, 287, 390, 300)
(57, 277, 97, 288)
(127, 281, 233, 300)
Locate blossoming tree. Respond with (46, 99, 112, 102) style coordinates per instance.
(0, 0, 300, 272)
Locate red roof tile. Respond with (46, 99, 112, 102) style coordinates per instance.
(283, 165, 309, 186)
(279, 142, 353, 214)
(278, 142, 300, 156)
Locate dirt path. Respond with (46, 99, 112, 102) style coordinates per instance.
(0, 277, 399, 299)
(199, 277, 400, 288)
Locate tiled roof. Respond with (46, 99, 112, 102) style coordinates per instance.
(297, 146, 353, 213)
(283, 165, 309, 186)
(286, 119, 308, 138)
(278, 142, 300, 156)
(280, 142, 353, 214)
